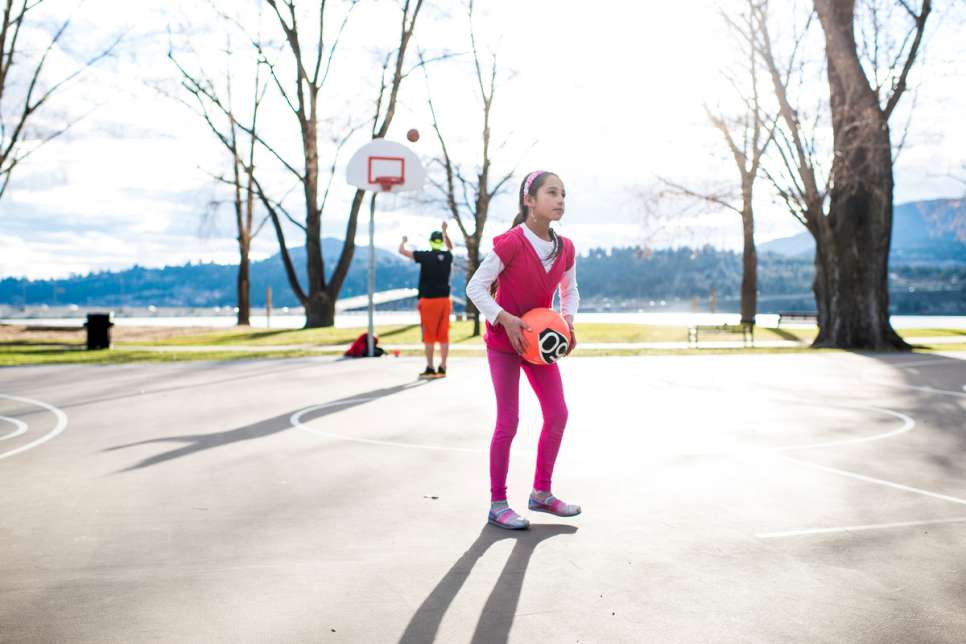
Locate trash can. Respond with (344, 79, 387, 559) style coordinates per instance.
(84, 312, 114, 350)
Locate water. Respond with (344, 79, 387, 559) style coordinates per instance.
(5, 311, 966, 329)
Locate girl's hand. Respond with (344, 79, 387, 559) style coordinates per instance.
(566, 325, 577, 356)
(497, 311, 532, 355)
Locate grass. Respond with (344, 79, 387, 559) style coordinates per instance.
(128, 323, 463, 347)
(0, 345, 342, 367)
(129, 321, 813, 346)
(133, 322, 956, 346)
(1, 322, 963, 366)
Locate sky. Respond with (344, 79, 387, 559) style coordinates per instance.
(0, 0, 963, 280)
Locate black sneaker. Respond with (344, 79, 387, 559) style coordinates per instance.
(420, 366, 436, 378)
(436, 366, 447, 378)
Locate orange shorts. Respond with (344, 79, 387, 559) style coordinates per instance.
(418, 297, 452, 344)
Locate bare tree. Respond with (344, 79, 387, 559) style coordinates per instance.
(168, 23, 271, 326)
(183, 0, 424, 327)
(624, 185, 698, 259)
(662, 0, 778, 327)
(0, 0, 120, 201)
(421, 0, 515, 337)
(756, 0, 931, 349)
(259, 0, 425, 327)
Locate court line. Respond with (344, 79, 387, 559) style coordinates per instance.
(782, 456, 966, 507)
(294, 396, 911, 457)
(756, 516, 966, 539)
(0, 416, 28, 441)
(862, 356, 966, 398)
(0, 394, 68, 460)
(774, 406, 915, 452)
(290, 397, 496, 454)
(760, 378, 964, 537)
(887, 357, 962, 369)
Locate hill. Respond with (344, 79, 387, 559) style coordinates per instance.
(759, 198, 966, 265)
(0, 239, 447, 309)
(2, 199, 964, 314)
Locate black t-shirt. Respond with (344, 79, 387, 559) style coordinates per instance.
(412, 250, 452, 298)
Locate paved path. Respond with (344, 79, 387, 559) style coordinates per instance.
(116, 335, 965, 353)
(2, 352, 966, 642)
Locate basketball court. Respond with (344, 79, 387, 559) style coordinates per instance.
(2, 351, 965, 642)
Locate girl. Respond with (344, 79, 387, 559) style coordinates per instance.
(465, 170, 581, 530)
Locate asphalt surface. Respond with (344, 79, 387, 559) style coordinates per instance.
(2, 351, 966, 643)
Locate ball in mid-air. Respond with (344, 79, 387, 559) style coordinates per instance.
(406, 128, 420, 142)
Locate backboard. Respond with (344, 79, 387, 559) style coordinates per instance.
(346, 138, 425, 193)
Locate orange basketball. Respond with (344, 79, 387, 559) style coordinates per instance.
(406, 128, 420, 142)
(520, 308, 572, 365)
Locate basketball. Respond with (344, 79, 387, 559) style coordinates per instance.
(406, 128, 420, 142)
(520, 308, 572, 365)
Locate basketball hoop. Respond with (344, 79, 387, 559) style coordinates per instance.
(367, 156, 405, 193)
(374, 176, 403, 192)
(345, 138, 426, 358)
(346, 139, 424, 194)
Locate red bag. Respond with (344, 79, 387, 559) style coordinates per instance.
(344, 332, 384, 357)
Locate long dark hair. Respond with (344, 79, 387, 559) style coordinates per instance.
(511, 170, 562, 262)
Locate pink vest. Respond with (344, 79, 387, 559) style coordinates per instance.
(484, 225, 576, 354)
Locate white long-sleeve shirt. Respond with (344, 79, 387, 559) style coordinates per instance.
(465, 224, 579, 326)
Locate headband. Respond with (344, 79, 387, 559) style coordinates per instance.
(522, 171, 545, 199)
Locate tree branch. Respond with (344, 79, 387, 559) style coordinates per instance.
(883, 0, 930, 119)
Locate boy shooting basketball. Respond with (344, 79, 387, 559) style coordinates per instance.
(398, 221, 454, 378)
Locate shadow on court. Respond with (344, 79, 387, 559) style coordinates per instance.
(398, 524, 579, 644)
(104, 379, 428, 473)
(863, 351, 966, 469)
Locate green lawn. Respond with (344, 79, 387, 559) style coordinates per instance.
(0, 345, 343, 367)
(2, 323, 963, 367)
(130, 321, 803, 346)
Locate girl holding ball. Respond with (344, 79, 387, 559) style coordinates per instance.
(465, 170, 581, 530)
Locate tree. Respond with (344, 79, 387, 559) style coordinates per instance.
(186, 0, 425, 327)
(757, 0, 931, 349)
(168, 19, 272, 326)
(662, 0, 778, 326)
(0, 0, 120, 201)
(421, 0, 515, 337)
(256, 0, 424, 327)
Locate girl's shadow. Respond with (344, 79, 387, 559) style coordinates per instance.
(399, 523, 579, 644)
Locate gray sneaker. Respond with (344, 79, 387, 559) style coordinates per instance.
(488, 505, 529, 530)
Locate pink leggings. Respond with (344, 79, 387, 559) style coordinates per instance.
(487, 348, 569, 502)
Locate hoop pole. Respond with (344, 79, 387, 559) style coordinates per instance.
(367, 192, 377, 357)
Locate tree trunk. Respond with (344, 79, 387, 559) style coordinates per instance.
(305, 292, 336, 327)
(303, 109, 329, 329)
(237, 238, 251, 326)
(811, 226, 832, 344)
(465, 238, 482, 336)
(739, 206, 757, 326)
(813, 0, 908, 350)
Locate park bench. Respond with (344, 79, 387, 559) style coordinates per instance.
(777, 311, 818, 327)
(687, 321, 754, 348)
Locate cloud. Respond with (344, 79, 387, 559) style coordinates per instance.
(1, 0, 963, 280)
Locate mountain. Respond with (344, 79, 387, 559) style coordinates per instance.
(3, 200, 965, 314)
(759, 198, 966, 265)
(0, 238, 465, 308)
